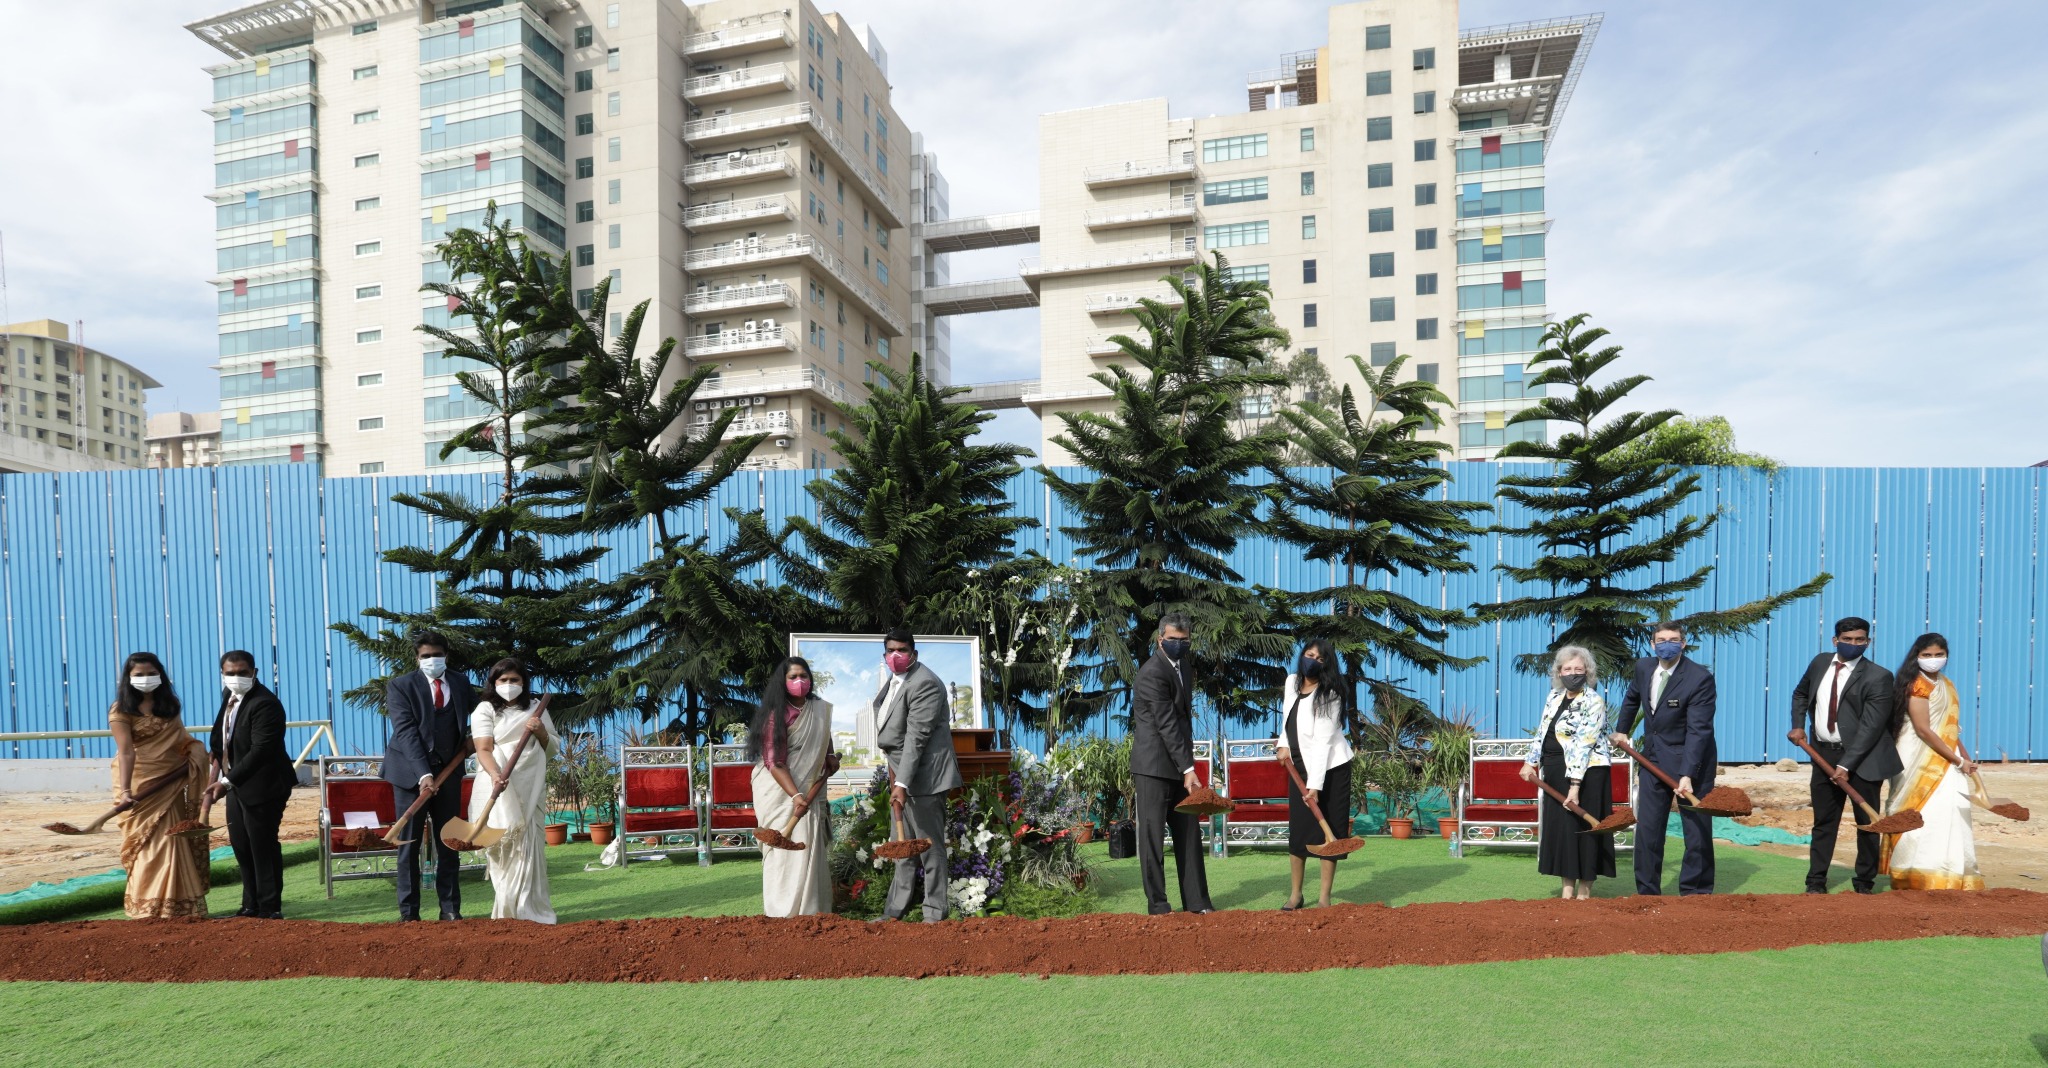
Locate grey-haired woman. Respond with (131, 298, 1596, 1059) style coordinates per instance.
(1519, 645, 1617, 899)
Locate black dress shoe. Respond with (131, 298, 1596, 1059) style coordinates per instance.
(1189, 908, 1215, 915)
(263, 912, 284, 920)
(1803, 888, 1827, 895)
(399, 913, 422, 922)
(1853, 887, 1876, 895)
(439, 911, 463, 921)
(235, 907, 257, 917)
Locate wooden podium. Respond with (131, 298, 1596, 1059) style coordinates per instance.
(952, 728, 1010, 791)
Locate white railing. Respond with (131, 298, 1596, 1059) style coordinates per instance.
(1020, 237, 1198, 278)
(1084, 338, 1125, 356)
(685, 281, 795, 314)
(683, 148, 797, 186)
(1085, 290, 1182, 314)
(687, 409, 792, 440)
(682, 234, 809, 271)
(682, 64, 793, 98)
(682, 15, 792, 56)
(682, 102, 810, 143)
(698, 369, 857, 409)
(683, 101, 900, 229)
(682, 194, 794, 228)
(681, 324, 797, 358)
(1082, 153, 1196, 184)
(1084, 194, 1197, 228)
(737, 455, 800, 471)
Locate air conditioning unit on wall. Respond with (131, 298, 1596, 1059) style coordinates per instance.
(774, 437, 791, 448)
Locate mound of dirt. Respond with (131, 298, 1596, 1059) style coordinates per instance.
(6, 890, 2048, 984)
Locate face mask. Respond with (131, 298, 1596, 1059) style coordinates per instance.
(130, 674, 162, 693)
(1834, 642, 1866, 662)
(496, 681, 524, 702)
(884, 651, 913, 676)
(1298, 656, 1324, 681)
(1160, 638, 1191, 661)
(223, 675, 254, 696)
(1918, 655, 1947, 676)
(1653, 640, 1684, 661)
(785, 677, 812, 699)
(1560, 672, 1587, 692)
(418, 657, 448, 680)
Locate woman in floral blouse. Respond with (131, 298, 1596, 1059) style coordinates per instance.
(1520, 645, 1617, 899)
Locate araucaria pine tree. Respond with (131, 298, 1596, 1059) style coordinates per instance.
(332, 208, 622, 720)
(1478, 314, 1829, 676)
(1268, 353, 1487, 721)
(1040, 255, 1294, 724)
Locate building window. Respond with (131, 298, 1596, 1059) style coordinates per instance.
(607, 92, 621, 117)
(1301, 215, 1317, 239)
(353, 109, 378, 124)
(576, 244, 595, 266)
(1303, 303, 1318, 328)
(1202, 177, 1268, 205)
(1299, 127, 1315, 152)
(1201, 134, 1268, 162)
(575, 69, 593, 92)
(1415, 362, 1440, 384)
(576, 156, 593, 179)
(1414, 91, 1437, 114)
(1366, 70, 1392, 96)
(576, 200, 594, 222)
(1416, 228, 1438, 250)
(606, 5, 619, 29)
(353, 65, 378, 80)
(1416, 273, 1439, 295)
(608, 223, 621, 249)
(357, 329, 382, 345)
(1368, 208, 1393, 232)
(1367, 163, 1392, 188)
(607, 48, 620, 72)
(352, 20, 377, 34)
(1366, 24, 1391, 49)
(1370, 297, 1395, 322)
(1415, 183, 1437, 205)
(354, 197, 380, 211)
(1416, 319, 1439, 341)
(355, 241, 381, 257)
(355, 285, 381, 300)
(354, 153, 380, 168)
(1366, 117, 1392, 141)
(606, 136, 622, 163)
(576, 288, 593, 310)
(1204, 221, 1269, 248)
(575, 25, 593, 48)
(607, 178, 621, 204)
(1413, 47, 1436, 71)
(1369, 252, 1394, 277)
(1302, 258, 1317, 284)
(1415, 139, 1438, 162)
(1219, 263, 1270, 284)
(1300, 171, 1315, 195)
(1371, 341, 1396, 366)
(576, 113, 593, 135)
(358, 417, 384, 431)
(359, 461, 385, 473)
(357, 373, 382, 387)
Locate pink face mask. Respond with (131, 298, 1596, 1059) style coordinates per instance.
(884, 651, 913, 675)
(785, 677, 812, 699)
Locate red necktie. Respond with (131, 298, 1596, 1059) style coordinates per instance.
(1825, 665, 1842, 735)
(433, 679, 445, 709)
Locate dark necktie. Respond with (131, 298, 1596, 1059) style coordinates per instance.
(1826, 664, 1843, 735)
(433, 678, 445, 709)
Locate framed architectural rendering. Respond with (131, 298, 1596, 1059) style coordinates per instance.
(787, 633, 983, 774)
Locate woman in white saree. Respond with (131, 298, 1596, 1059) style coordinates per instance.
(749, 656, 839, 917)
(1881, 633, 1984, 891)
(468, 658, 560, 922)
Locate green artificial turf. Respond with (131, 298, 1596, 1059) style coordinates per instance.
(65, 834, 1838, 923)
(2, 937, 2042, 1066)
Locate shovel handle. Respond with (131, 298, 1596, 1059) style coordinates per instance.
(776, 766, 832, 837)
(1610, 736, 1685, 796)
(1274, 747, 1335, 827)
(388, 743, 474, 835)
(1957, 742, 1995, 807)
(468, 696, 550, 832)
(1794, 739, 1883, 823)
(1531, 775, 1600, 829)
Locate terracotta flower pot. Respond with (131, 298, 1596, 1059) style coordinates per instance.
(543, 822, 569, 846)
(590, 821, 615, 847)
(1438, 818, 1459, 840)
(1074, 822, 1095, 845)
(1387, 817, 1414, 840)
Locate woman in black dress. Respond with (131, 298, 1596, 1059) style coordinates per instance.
(1275, 639, 1353, 910)
(1519, 645, 1616, 899)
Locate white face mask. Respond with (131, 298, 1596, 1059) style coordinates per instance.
(418, 657, 448, 680)
(1918, 655, 1948, 676)
(495, 681, 524, 702)
(130, 674, 162, 693)
(222, 675, 254, 695)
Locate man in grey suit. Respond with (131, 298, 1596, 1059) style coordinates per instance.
(1130, 613, 1214, 915)
(874, 628, 961, 921)
(1788, 616, 1900, 894)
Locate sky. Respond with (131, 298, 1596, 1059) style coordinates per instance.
(0, 0, 2042, 465)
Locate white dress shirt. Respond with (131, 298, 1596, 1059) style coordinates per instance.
(1169, 657, 1193, 777)
(878, 671, 908, 788)
(1813, 657, 1858, 744)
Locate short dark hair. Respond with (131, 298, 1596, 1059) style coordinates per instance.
(220, 650, 257, 670)
(883, 627, 916, 648)
(1833, 616, 1871, 637)
(1652, 620, 1686, 638)
(1159, 611, 1192, 636)
(414, 630, 450, 656)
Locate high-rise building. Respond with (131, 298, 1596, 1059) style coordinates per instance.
(0, 319, 158, 470)
(188, 0, 915, 475)
(146, 412, 224, 469)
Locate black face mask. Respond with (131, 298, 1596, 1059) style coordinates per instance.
(1160, 638, 1191, 661)
(1298, 656, 1325, 681)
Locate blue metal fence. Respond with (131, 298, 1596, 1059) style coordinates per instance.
(1, 464, 2041, 764)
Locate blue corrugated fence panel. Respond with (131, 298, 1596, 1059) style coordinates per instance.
(1713, 467, 1772, 762)
(1440, 464, 1498, 733)
(110, 470, 168, 674)
(323, 476, 385, 755)
(1979, 468, 2033, 759)
(160, 468, 222, 724)
(2031, 470, 2048, 759)
(1928, 469, 1984, 754)
(1819, 468, 1879, 629)
(376, 476, 434, 621)
(2, 476, 62, 756)
(1874, 468, 1931, 642)
(56, 473, 119, 758)
(268, 465, 328, 754)
(215, 466, 273, 669)
(1492, 463, 1553, 737)
(1762, 467, 1825, 763)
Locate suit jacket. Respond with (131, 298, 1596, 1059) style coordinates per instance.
(1789, 653, 1901, 781)
(1614, 655, 1718, 783)
(210, 681, 296, 804)
(874, 661, 961, 796)
(1130, 652, 1195, 781)
(381, 669, 476, 788)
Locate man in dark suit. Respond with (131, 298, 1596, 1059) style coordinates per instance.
(206, 650, 297, 918)
(1788, 616, 1900, 894)
(1130, 612, 1214, 915)
(874, 628, 962, 922)
(382, 631, 475, 921)
(1610, 621, 1720, 896)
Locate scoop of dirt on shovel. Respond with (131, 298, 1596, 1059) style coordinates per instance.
(1685, 786, 1753, 817)
(1590, 809, 1637, 833)
(874, 838, 930, 860)
(41, 822, 84, 835)
(1174, 785, 1235, 817)
(1862, 810, 1925, 834)
(1991, 802, 2032, 822)
(753, 828, 802, 851)
(340, 827, 389, 850)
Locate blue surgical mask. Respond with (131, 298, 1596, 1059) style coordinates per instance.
(1160, 638, 1191, 661)
(1834, 642, 1866, 662)
(1653, 640, 1684, 661)
(1297, 656, 1325, 681)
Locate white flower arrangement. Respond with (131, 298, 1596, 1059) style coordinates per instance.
(948, 876, 989, 914)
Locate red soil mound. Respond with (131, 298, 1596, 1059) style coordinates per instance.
(6, 890, 2048, 984)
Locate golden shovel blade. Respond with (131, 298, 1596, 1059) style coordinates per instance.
(438, 817, 503, 850)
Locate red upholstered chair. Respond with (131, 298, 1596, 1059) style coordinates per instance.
(1453, 738, 1635, 858)
(618, 745, 701, 867)
(1219, 739, 1291, 856)
(317, 757, 398, 899)
(705, 743, 760, 858)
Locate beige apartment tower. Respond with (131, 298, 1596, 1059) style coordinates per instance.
(0, 320, 158, 471)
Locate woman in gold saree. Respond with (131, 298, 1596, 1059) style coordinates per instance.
(1880, 632, 1984, 891)
(108, 652, 212, 918)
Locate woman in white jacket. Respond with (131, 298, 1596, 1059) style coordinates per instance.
(1274, 639, 1354, 910)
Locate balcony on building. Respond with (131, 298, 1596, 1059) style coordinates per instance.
(683, 102, 902, 229)
(682, 12, 795, 60)
(920, 277, 1037, 317)
(1246, 49, 1319, 111)
(1019, 237, 1198, 282)
(685, 408, 792, 441)
(683, 146, 798, 190)
(685, 281, 797, 316)
(1083, 193, 1196, 231)
(682, 194, 797, 233)
(1085, 290, 1184, 316)
(1084, 337, 1125, 357)
(692, 367, 858, 411)
(1457, 15, 1603, 139)
(683, 62, 797, 104)
(1082, 153, 1197, 189)
(683, 234, 903, 336)
(681, 321, 798, 360)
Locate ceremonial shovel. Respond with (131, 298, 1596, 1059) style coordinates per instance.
(1610, 737, 1753, 817)
(440, 696, 550, 852)
(873, 794, 931, 861)
(44, 765, 190, 835)
(1958, 742, 2030, 822)
(1793, 738, 1923, 834)
(1531, 776, 1636, 834)
(754, 765, 832, 851)
(169, 766, 222, 841)
(369, 744, 473, 849)
(1275, 752, 1363, 857)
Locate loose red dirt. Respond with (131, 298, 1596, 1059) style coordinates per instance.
(6, 890, 2048, 983)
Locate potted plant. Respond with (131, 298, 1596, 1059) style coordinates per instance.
(546, 731, 593, 845)
(577, 739, 621, 847)
(1422, 713, 1477, 840)
(1361, 752, 1421, 839)
(1106, 736, 1137, 858)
